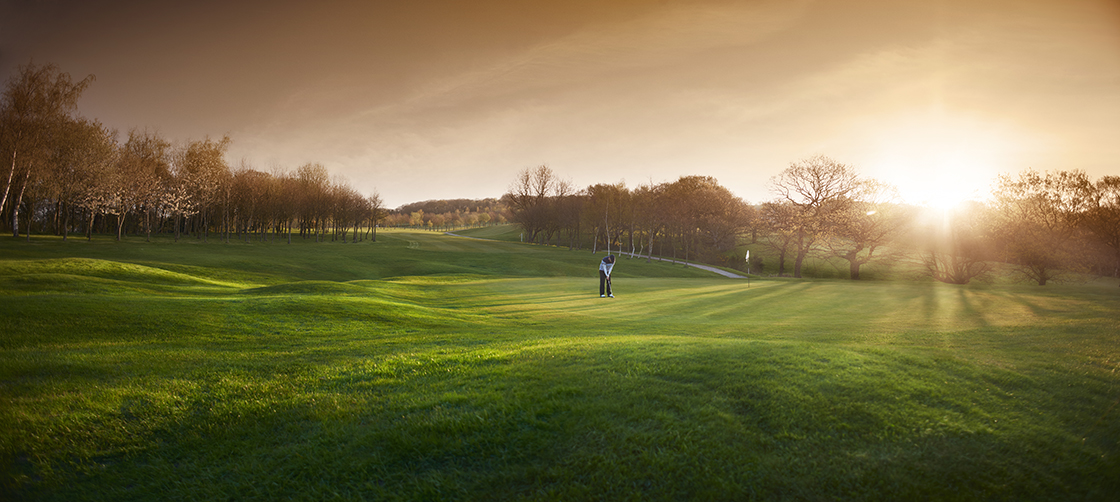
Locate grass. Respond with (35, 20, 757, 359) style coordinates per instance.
(1, 228, 1118, 500)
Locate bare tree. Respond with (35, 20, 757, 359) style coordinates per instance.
(1082, 176, 1120, 284)
(918, 201, 994, 284)
(555, 184, 585, 250)
(991, 169, 1091, 285)
(295, 162, 329, 241)
(274, 169, 300, 244)
(230, 166, 271, 242)
(758, 201, 799, 276)
(367, 192, 386, 242)
(769, 155, 863, 278)
(631, 182, 663, 261)
(585, 182, 628, 253)
(506, 165, 559, 243)
(824, 181, 912, 280)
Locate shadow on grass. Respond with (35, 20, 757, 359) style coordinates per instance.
(5, 339, 1119, 501)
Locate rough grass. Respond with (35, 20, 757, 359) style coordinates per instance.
(1, 230, 1118, 500)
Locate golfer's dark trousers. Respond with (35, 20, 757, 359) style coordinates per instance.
(599, 271, 612, 296)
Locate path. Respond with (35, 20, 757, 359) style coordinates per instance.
(614, 251, 748, 279)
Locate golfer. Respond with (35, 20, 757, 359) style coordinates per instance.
(599, 254, 615, 298)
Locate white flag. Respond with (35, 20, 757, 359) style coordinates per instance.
(745, 250, 750, 263)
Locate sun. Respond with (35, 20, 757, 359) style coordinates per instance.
(860, 111, 1017, 209)
(894, 152, 989, 210)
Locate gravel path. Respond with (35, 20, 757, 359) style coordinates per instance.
(614, 251, 748, 278)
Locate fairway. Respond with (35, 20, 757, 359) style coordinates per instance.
(2, 229, 1119, 500)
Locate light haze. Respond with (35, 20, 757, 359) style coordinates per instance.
(3, 0, 1118, 208)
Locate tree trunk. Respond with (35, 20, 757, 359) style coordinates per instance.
(11, 171, 29, 238)
(793, 231, 806, 278)
(116, 210, 127, 241)
(61, 202, 69, 241)
(1, 147, 18, 214)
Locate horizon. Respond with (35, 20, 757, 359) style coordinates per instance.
(3, 0, 1118, 208)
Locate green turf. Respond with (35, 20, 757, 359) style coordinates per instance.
(1, 229, 1118, 500)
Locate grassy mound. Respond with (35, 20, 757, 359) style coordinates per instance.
(1, 231, 1118, 500)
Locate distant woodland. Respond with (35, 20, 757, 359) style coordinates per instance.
(3, 62, 1119, 285)
(502, 162, 1119, 285)
(1, 63, 387, 245)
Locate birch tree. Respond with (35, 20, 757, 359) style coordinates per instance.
(1, 62, 95, 236)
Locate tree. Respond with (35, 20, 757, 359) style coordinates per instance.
(172, 136, 231, 241)
(555, 186, 585, 250)
(991, 170, 1091, 285)
(295, 162, 329, 241)
(768, 155, 863, 278)
(45, 118, 116, 240)
(113, 129, 171, 241)
(1, 62, 95, 236)
(823, 181, 912, 280)
(631, 182, 663, 261)
(758, 201, 799, 276)
(544, 178, 577, 246)
(274, 169, 301, 244)
(1082, 176, 1120, 284)
(693, 178, 753, 263)
(658, 176, 750, 266)
(506, 165, 560, 243)
(367, 192, 386, 242)
(584, 182, 628, 253)
(918, 201, 995, 285)
(230, 166, 271, 242)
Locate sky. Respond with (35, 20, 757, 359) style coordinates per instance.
(2, 0, 1119, 209)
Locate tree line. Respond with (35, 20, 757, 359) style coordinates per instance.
(919, 170, 1120, 285)
(1, 62, 386, 243)
(383, 198, 511, 230)
(504, 165, 754, 266)
(505, 157, 1120, 286)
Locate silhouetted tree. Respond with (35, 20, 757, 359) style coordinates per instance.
(1082, 175, 1120, 284)
(506, 165, 560, 243)
(919, 201, 994, 284)
(824, 181, 912, 280)
(991, 169, 1091, 285)
(758, 201, 799, 275)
